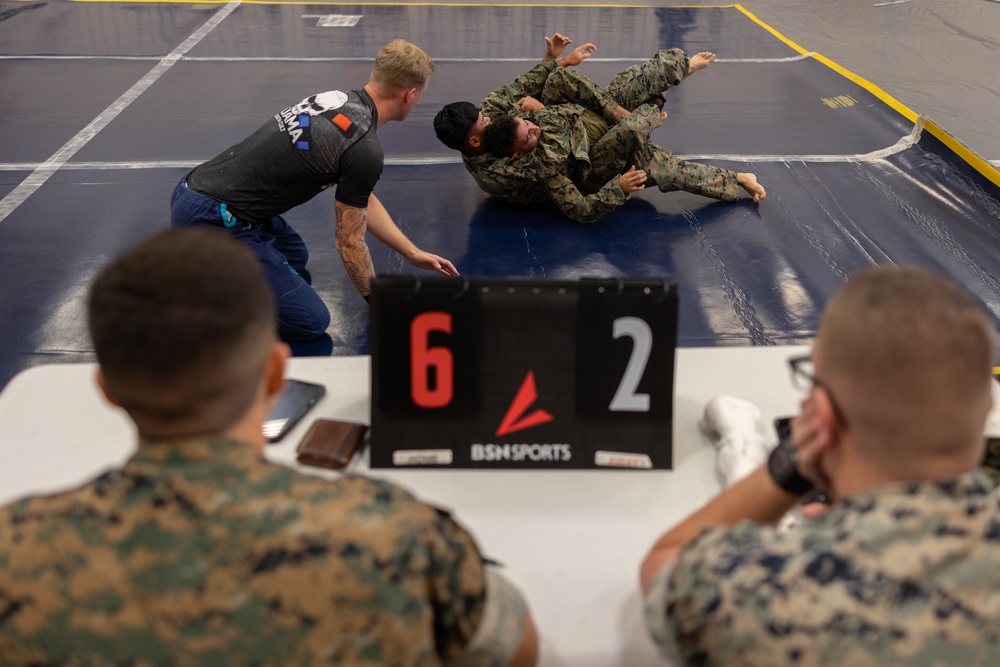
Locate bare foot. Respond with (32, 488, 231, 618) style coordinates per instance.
(688, 51, 717, 76)
(737, 172, 766, 203)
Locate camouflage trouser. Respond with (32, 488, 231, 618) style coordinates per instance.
(582, 106, 739, 202)
(541, 48, 691, 113)
(607, 47, 690, 110)
(544, 49, 739, 202)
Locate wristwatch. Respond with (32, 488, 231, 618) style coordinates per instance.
(767, 437, 815, 496)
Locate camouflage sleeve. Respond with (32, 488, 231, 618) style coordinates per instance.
(424, 506, 490, 661)
(445, 568, 529, 667)
(463, 155, 548, 203)
(643, 558, 682, 661)
(481, 62, 559, 117)
(660, 524, 772, 662)
(539, 67, 621, 125)
(983, 437, 1000, 487)
(545, 171, 628, 223)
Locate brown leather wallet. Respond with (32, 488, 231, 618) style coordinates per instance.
(296, 419, 368, 469)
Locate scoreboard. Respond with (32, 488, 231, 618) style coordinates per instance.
(370, 277, 678, 469)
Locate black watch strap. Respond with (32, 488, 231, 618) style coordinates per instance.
(767, 438, 815, 496)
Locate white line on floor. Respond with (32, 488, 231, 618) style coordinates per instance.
(0, 152, 922, 171)
(2, 122, 995, 172)
(0, 1, 242, 223)
(684, 118, 926, 163)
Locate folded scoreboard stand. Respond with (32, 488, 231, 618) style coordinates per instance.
(370, 276, 678, 470)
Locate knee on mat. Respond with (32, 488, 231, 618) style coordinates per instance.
(278, 309, 331, 342)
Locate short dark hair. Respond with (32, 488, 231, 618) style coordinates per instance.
(433, 101, 479, 150)
(88, 227, 277, 438)
(484, 114, 519, 157)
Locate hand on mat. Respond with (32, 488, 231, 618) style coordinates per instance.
(410, 251, 458, 277)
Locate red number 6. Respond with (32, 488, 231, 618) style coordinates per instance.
(410, 312, 453, 408)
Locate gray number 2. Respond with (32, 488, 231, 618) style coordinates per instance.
(609, 317, 651, 412)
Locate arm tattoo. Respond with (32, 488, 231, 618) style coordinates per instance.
(335, 202, 376, 296)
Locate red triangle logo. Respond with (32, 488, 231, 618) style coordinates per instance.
(496, 371, 554, 437)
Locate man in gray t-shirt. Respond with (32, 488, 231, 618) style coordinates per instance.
(171, 40, 457, 342)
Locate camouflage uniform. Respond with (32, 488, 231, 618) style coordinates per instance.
(464, 49, 739, 223)
(463, 60, 617, 209)
(478, 59, 619, 126)
(0, 437, 526, 666)
(645, 471, 1000, 666)
(984, 436, 1000, 486)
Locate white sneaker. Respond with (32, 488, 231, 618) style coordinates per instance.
(702, 396, 771, 487)
(702, 395, 761, 438)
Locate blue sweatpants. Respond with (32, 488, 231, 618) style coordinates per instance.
(169, 174, 331, 341)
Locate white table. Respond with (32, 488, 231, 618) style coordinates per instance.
(0, 346, 811, 666)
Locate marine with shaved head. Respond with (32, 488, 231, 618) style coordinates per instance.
(641, 265, 1000, 666)
(0, 227, 537, 667)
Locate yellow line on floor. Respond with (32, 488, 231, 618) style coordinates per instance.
(923, 118, 1000, 189)
(731, 4, 810, 55)
(72, 0, 732, 6)
(734, 3, 1000, 189)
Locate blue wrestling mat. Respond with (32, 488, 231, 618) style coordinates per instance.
(1, 2, 999, 387)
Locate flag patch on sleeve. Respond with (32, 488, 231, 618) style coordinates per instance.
(331, 114, 354, 133)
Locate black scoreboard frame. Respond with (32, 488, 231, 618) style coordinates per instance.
(370, 276, 678, 470)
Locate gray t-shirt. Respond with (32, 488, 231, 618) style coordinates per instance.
(188, 88, 382, 225)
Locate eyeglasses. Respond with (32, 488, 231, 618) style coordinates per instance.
(787, 355, 848, 428)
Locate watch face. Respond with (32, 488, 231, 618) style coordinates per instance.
(772, 441, 796, 478)
(768, 439, 813, 495)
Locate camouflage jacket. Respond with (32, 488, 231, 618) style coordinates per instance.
(984, 436, 1000, 486)
(465, 65, 634, 223)
(647, 470, 1000, 666)
(478, 61, 619, 127)
(0, 437, 488, 666)
(479, 60, 555, 120)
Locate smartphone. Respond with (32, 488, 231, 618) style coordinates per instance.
(774, 416, 792, 443)
(263, 379, 326, 443)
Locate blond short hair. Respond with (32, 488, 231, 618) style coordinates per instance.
(371, 39, 434, 90)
